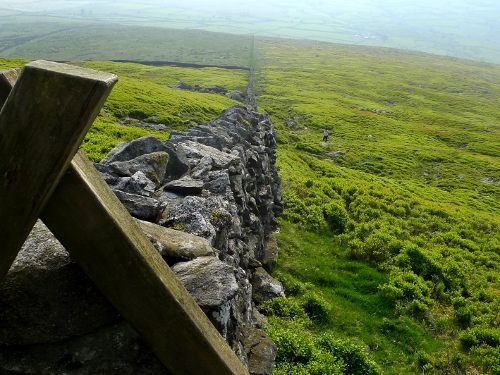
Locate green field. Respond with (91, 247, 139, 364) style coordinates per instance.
(255, 38, 500, 374)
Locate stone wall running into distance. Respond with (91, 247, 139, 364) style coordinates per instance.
(0, 105, 284, 374)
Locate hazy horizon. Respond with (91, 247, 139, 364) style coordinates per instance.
(1, 0, 499, 63)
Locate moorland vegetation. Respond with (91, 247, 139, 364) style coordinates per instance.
(255, 38, 500, 374)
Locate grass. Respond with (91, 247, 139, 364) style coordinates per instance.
(256, 38, 500, 213)
(82, 61, 242, 161)
(79, 61, 248, 91)
(255, 38, 500, 374)
(0, 57, 27, 69)
(268, 221, 442, 374)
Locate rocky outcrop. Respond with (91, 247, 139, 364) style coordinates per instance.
(251, 267, 285, 305)
(0, 221, 118, 347)
(170, 81, 228, 95)
(0, 105, 283, 374)
(169, 81, 194, 91)
(226, 90, 246, 102)
(169, 81, 246, 102)
(119, 117, 168, 131)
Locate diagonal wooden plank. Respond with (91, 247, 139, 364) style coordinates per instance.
(0, 61, 117, 280)
(41, 151, 248, 375)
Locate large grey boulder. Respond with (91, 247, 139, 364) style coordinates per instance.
(177, 140, 240, 169)
(0, 221, 118, 346)
(164, 176, 204, 195)
(109, 151, 169, 185)
(251, 267, 285, 304)
(113, 171, 156, 197)
(101, 136, 168, 164)
(113, 190, 162, 221)
(172, 256, 240, 341)
(241, 327, 276, 375)
(171, 257, 238, 308)
(159, 195, 232, 241)
(136, 220, 215, 260)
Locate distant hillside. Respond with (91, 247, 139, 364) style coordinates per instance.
(0, 0, 499, 64)
(0, 20, 252, 67)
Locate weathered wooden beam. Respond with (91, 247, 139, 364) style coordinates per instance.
(41, 151, 248, 375)
(0, 69, 19, 108)
(0, 61, 117, 280)
(2, 63, 246, 374)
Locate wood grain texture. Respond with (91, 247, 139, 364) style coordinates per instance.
(0, 69, 19, 108)
(41, 151, 248, 375)
(0, 60, 117, 280)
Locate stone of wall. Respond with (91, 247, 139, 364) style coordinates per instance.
(0, 105, 284, 374)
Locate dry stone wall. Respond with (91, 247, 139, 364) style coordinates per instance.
(0, 105, 284, 374)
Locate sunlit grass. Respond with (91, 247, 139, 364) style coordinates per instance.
(257, 39, 500, 374)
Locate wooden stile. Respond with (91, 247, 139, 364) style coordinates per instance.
(0, 62, 248, 374)
(0, 61, 117, 280)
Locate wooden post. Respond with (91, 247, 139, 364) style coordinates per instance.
(0, 61, 117, 280)
(41, 151, 248, 375)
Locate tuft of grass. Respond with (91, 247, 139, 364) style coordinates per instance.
(0, 58, 27, 70)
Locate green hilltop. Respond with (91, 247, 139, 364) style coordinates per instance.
(1, 30, 498, 374)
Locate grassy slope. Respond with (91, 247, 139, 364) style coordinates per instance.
(255, 39, 500, 374)
(0, 58, 242, 161)
(257, 38, 500, 213)
(0, 57, 27, 70)
(81, 61, 243, 161)
(80, 61, 248, 91)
